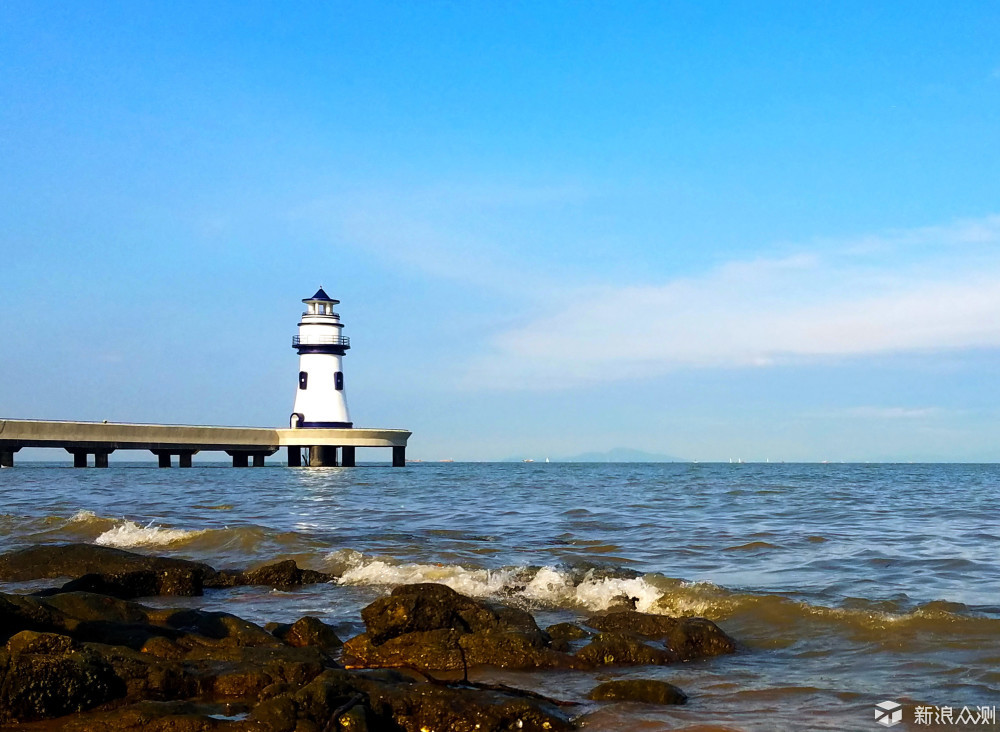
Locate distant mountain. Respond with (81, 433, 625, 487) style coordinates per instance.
(557, 447, 687, 463)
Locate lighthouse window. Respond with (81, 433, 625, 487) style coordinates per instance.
(335, 371, 344, 390)
(298, 371, 308, 390)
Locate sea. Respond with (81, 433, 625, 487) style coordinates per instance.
(1, 461, 998, 731)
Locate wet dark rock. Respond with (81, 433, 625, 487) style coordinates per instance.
(587, 611, 736, 661)
(361, 583, 529, 644)
(605, 593, 639, 611)
(0, 544, 333, 598)
(268, 615, 343, 650)
(0, 590, 284, 652)
(45, 700, 251, 731)
(38, 568, 206, 598)
(545, 622, 591, 651)
(213, 559, 334, 591)
(344, 584, 586, 671)
(546, 622, 591, 641)
(345, 627, 585, 672)
(0, 630, 127, 724)
(0, 543, 216, 584)
(587, 678, 688, 705)
(574, 631, 679, 666)
(252, 668, 576, 732)
(0, 594, 332, 725)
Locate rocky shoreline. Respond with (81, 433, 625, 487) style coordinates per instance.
(0, 544, 736, 730)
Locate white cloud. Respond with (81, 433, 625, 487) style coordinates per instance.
(289, 182, 592, 293)
(466, 214, 1000, 389)
(837, 407, 943, 420)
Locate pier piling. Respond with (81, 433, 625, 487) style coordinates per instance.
(309, 445, 338, 467)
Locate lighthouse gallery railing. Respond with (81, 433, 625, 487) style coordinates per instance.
(292, 336, 350, 347)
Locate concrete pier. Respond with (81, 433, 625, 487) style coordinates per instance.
(0, 419, 410, 468)
(1, 448, 19, 468)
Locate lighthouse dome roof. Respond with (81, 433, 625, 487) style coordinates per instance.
(303, 287, 338, 303)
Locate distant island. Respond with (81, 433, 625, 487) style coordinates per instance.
(502, 447, 686, 463)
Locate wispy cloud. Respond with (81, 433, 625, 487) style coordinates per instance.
(836, 406, 943, 420)
(466, 214, 1000, 389)
(289, 182, 592, 293)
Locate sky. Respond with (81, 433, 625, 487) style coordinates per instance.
(2, 2, 1000, 461)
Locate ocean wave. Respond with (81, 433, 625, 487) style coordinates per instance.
(68, 509, 100, 523)
(7, 510, 318, 559)
(326, 550, 1000, 636)
(94, 520, 207, 548)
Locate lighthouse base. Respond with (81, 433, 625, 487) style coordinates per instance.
(309, 445, 339, 467)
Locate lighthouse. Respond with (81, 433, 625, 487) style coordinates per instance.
(290, 288, 353, 429)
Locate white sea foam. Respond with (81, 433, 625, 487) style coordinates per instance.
(68, 509, 99, 523)
(330, 551, 715, 615)
(523, 568, 671, 613)
(95, 520, 205, 548)
(337, 558, 517, 598)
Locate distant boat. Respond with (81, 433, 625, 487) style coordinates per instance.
(545, 457, 550, 463)
(523, 459, 534, 463)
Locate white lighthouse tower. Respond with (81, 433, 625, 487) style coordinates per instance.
(290, 288, 353, 429)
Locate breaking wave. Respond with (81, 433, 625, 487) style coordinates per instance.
(326, 550, 1000, 637)
(94, 520, 207, 548)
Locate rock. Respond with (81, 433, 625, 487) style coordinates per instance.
(344, 628, 584, 672)
(1, 590, 284, 653)
(546, 622, 591, 641)
(545, 622, 590, 651)
(252, 668, 576, 732)
(151, 607, 283, 648)
(40, 568, 205, 598)
(44, 700, 251, 731)
(268, 615, 343, 650)
(0, 630, 127, 724)
(0, 544, 333, 597)
(586, 611, 736, 661)
(0, 543, 216, 584)
(574, 632, 679, 666)
(587, 679, 687, 705)
(360, 583, 522, 644)
(0, 584, 583, 731)
(215, 560, 333, 591)
(605, 593, 639, 611)
(0, 596, 333, 725)
(344, 584, 585, 671)
(82, 640, 197, 701)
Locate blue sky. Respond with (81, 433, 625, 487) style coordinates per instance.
(2, 2, 1000, 461)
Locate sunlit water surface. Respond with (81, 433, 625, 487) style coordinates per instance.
(2, 462, 998, 730)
